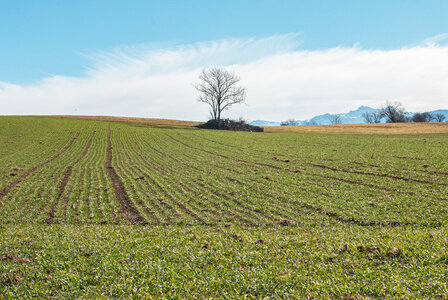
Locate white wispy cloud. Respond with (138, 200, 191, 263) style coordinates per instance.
(1, 33, 448, 121)
(421, 33, 448, 46)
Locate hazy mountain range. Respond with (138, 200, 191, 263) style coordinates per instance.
(250, 106, 448, 126)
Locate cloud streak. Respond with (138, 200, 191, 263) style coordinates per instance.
(1, 34, 448, 121)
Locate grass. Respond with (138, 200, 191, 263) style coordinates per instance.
(1, 224, 447, 298)
(0, 116, 447, 297)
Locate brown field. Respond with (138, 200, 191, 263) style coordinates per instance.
(264, 122, 448, 134)
(38, 115, 448, 134)
(44, 115, 201, 127)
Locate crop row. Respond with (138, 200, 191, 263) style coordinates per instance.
(0, 117, 447, 226)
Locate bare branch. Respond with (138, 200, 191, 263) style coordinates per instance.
(195, 67, 246, 125)
(328, 114, 342, 125)
(434, 113, 446, 122)
(381, 101, 408, 123)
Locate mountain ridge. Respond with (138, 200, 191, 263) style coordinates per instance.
(250, 106, 448, 126)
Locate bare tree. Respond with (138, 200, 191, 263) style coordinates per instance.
(328, 114, 342, 125)
(303, 120, 318, 125)
(381, 101, 408, 123)
(362, 111, 384, 123)
(412, 112, 434, 122)
(195, 68, 246, 127)
(280, 118, 299, 126)
(362, 112, 374, 124)
(372, 111, 385, 123)
(434, 113, 446, 122)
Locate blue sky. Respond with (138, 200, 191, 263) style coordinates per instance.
(1, 1, 448, 120)
(1, 0, 447, 83)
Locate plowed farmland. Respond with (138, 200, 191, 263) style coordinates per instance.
(1, 116, 447, 298)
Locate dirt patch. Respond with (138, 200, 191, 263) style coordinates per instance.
(277, 219, 294, 226)
(0, 131, 81, 201)
(168, 197, 208, 225)
(105, 127, 147, 225)
(129, 153, 208, 225)
(309, 163, 437, 185)
(3, 135, 19, 144)
(166, 134, 290, 172)
(46, 131, 96, 224)
(299, 203, 412, 227)
(313, 173, 447, 201)
(115, 164, 161, 225)
(357, 246, 380, 253)
(394, 156, 425, 161)
(134, 165, 177, 222)
(135, 148, 250, 224)
(0, 253, 30, 263)
(412, 168, 448, 176)
(272, 157, 291, 163)
(161, 149, 293, 223)
(166, 133, 446, 202)
(45, 167, 73, 223)
(193, 179, 278, 224)
(227, 177, 243, 184)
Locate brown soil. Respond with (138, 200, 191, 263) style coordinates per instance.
(2, 135, 19, 144)
(166, 134, 290, 172)
(45, 131, 96, 224)
(120, 150, 170, 225)
(190, 134, 439, 184)
(298, 202, 413, 227)
(0, 253, 30, 263)
(309, 163, 437, 185)
(115, 164, 161, 225)
(0, 132, 81, 201)
(105, 127, 147, 224)
(136, 148, 247, 223)
(132, 154, 178, 224)
(393, 156, 425, 161)
(132, 153, 208, 225)
(313, 174, 446, 201)
(167, 132, 447, 205)
(192, 179, 264, 225)
(71, 167, 86, 223)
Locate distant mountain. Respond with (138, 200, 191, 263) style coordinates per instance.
(250, 120, 281, 126)
(249, 106, 448, 126)
(431, 109, 448, 119)
(307, 106, 379, 125)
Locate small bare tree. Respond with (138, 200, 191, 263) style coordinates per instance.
(328, 114, 342, 125)
(362, 112, 374, 124)
(303, 120, 318, 125)
(280, 119, 299, 126)
(372, 111, 385, 123)
(381, 101, 408, 123)
(195, 68, 246, 127)
(412, 112, 434, 122)
(362, 111, 384, 123)
(434, 113, 446, 122)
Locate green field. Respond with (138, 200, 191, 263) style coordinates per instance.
(1, 116, 447, 298)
